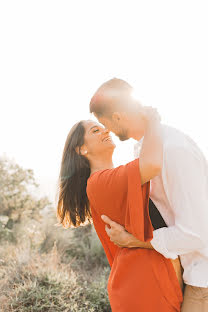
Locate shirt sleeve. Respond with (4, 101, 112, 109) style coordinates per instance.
(150, 146, 208, 259)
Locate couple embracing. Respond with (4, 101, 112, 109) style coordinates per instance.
(57, 78, 208, 311)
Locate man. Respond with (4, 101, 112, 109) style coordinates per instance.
(89, 78, 208, 312)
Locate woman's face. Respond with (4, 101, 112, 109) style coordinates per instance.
(82, 120, 116, 157)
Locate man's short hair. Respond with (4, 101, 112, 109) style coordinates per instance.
(90, 78, 133, 117)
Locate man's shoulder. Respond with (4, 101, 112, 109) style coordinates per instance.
(162, 124, 187, 141)
(162, 125, 205, 164)
(162, 124, 197, 150)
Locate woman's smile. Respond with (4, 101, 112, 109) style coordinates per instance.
(102, 136, 112, 142)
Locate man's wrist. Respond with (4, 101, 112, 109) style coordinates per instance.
(127, 234, 153, 249)
(127, 234, 142, 248)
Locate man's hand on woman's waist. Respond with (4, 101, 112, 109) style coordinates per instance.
(101, 215, 153, 249)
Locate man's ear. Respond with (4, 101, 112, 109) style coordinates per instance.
(112, 112, 121, 123)
(112, 112, 127, 123)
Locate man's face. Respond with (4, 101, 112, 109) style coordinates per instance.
(95, 114, 130, 141)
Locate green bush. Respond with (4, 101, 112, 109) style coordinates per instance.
(64, 225, 109, 270)
(40, 218, 109, 271)
(0, 220, 16, 243)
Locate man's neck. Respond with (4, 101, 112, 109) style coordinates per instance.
(126, 109, 147, 141)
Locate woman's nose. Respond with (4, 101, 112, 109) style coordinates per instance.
(103, 128, 109, 134)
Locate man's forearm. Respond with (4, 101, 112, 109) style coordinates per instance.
(101, 215, 155, 250)
(151, 225, 207, 259)
(127, 233, 154, 249)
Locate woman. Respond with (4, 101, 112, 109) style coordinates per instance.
(57, 109, 183, 311)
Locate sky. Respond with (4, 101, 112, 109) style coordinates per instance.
(0, 0, 208, 202)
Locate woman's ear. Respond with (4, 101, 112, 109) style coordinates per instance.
(75, 146, 88, 156)
(75, 146, 80, 155)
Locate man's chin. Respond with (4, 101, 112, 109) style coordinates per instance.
(118, 135, 129, 142)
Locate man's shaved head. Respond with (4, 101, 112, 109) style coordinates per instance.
(90, 78, 133, 118)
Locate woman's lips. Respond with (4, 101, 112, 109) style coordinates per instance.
(102, 136, 112, 142)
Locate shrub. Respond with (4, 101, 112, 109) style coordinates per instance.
(0, 243, 111, 312)
(40, 214, 109, 271)
(0, 157, 51, 244)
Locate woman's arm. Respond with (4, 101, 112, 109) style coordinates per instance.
(139, 107, 163, 185)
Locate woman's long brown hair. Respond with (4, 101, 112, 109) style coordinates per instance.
(57, 121, 91, 227)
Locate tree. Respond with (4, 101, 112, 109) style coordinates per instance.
(0, 156, 51, 228)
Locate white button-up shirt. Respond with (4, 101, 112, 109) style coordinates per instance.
(135, 125, 208, 287)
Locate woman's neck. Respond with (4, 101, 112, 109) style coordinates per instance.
(90, 158, 114, 175)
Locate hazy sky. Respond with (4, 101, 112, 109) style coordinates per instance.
(0, 0, 208, 201)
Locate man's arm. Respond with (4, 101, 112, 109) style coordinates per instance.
(139, 107, 163, 185)
(101, 215, 154, 249)
(101, 146, 208, 259)
(101, 215, 184, 291)
(150, 146, 208, 259)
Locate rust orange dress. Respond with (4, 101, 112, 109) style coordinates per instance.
(87, 159, 183, 312)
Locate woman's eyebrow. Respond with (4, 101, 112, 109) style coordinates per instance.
(89, 126, 98, 132)
(89, 125, 105, 132)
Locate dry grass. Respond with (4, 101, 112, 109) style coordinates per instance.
(0, 220, 111, 312)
